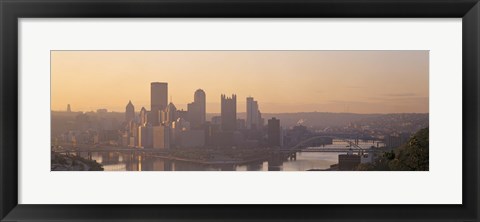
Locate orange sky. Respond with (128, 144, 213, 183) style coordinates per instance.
(51, 51, 429, 114)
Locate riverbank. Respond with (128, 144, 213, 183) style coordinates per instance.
(147, 153, 268, 166)
(51, 152, 104, 171)
(146, 147, 272, 165)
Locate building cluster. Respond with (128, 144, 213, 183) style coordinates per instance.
(52, 110, 123, 147)
(121, 82, 283, 150)
(338, 114, 427, 142)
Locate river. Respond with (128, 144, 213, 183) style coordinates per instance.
(78, 139, 384, 171)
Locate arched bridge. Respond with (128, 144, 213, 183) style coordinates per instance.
(280, 135, 381, 154)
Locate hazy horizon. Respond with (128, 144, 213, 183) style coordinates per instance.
(51, 110, 429, 115)
(51, 50, 429, 114)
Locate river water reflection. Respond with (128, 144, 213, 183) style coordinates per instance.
(79, 140, 382, 171)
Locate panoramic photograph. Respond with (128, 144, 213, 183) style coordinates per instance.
(51, 50, 429, 171)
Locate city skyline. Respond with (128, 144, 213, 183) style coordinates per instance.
(51, 50, 429, 114)
(51, 51, 429, 171)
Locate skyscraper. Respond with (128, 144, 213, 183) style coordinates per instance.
(67, 104, 71, 112)
(152, 125, 170, 149)
(138, 125, 153, 148)
(150, 82, 168, 126)
(221, 94, 237, 131)
(257, 110, 264, 128)
(187, 89, 206, 129)
(128, 120, 138, 147)
(125, 100, 135, 122)
(268, 117, 281, 147)
(139, 107, 147, 125)
(162, 102, 177, 125)
(187, 102, 197, 124)
(246, 97, 260, 129)
(194, 89, 206, 125)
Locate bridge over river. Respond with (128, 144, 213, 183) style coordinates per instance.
(52, 135, 388, 167)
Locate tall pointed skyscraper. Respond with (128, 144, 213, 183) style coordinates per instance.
(163, 102, 177, 125)
(139, 107, 148, 125)
(125, 100, 135, 122)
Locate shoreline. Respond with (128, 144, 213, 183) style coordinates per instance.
(146, 153, 269, 166)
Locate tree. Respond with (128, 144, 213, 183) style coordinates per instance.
(392, 128, 429, 171)
(357, 128, 429, 171)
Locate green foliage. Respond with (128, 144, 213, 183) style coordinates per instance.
(356, 128, 429, 171)
(394, 128, 429, 170)
(356, 163, 375, 171)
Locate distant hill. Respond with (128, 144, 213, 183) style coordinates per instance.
(52, 111, 428, 130)
(207, 112, 428, 128)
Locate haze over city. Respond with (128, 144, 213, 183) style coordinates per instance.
(51, 50, 429, 171)
(51, 50, 429, 114)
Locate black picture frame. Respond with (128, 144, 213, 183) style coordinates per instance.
(1, 0, 479, 221)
